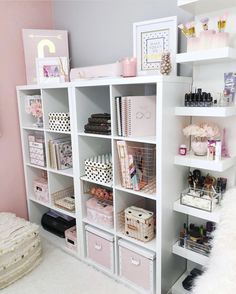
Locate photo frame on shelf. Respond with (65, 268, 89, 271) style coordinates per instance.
(22, 29, 69, 84)
(36, 57, 69, 84)
(24, 95, 41, 113)
(133, 16, 177, 76)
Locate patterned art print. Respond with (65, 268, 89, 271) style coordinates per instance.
(141, 29, 169, 71)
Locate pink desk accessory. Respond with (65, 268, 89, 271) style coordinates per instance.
(121, 57, 137, 77)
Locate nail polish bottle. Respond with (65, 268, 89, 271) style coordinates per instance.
(207, 93, 213, 107)
(201, 92, 206, 107)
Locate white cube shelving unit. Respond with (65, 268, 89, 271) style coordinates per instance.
(17, 75, 192, 294)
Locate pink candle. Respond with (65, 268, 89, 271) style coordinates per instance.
(122, 57, 137, 77)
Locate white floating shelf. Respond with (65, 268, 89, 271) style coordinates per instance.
(23, 126, 44, 132)
(174, 199, 221, 223)
(45, 129, 71, 135)
(29, 197, 76, 218)
(113, 136, 156, 144)
(116, 231, 156, 252)
(178, 0, 236, 15)
(48, 167, 74, 178)
(78, 132, 111, 139)
(29, 197, 51, 209)
(176, 47, 236, 65)
(26, 163, 47, 171)
(172, 241, 209, 266)
(82, 218, 114, 234)
(80, 175, 113, 188)
(175, 107, 236, 117)
(115, 185, 156, 200)
(174, 154, 235, 172)
(171, 271, 190, 294)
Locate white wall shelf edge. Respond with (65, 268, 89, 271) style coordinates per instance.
(178, 0, 236, 15)
(175, 107, 236, 117)
(176, 47, 236, 65)
(172, 241, 209, 266)
(174, 154, 236, 172)
(173, 199, 221, 223)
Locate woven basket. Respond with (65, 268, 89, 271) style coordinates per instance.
(51, 186, 75, 212)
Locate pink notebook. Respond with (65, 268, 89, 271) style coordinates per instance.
(125, 96, 156, 137)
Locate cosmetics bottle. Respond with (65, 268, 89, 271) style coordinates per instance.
(207, 93, 213, 107)
(202, 92, 207, 107)
(215, 140, 222, 161)
(179, 144, 187, 156)
(183, 223, 188, 247)
(190, 93, 195, 107)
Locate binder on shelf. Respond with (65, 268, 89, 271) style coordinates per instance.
(48, 137, 72, 170)
(126, 95, 156, 137)
(121, 96, 128, 137)
(116, 95, 156, 137)
(115, 96, 122, 136)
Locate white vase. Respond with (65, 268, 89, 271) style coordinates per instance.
(191, 137, 208, 156)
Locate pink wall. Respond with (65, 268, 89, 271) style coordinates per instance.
(0, 1, 53, 218)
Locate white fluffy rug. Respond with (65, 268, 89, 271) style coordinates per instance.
(1, 238, 134, 294)
(192, 187, 236, 294)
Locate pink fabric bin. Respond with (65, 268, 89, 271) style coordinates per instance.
(65, 226, 77, 251)
(118, 239, 156, 293)
(86, 197, 113, 229)
(85, 225, 114, 273)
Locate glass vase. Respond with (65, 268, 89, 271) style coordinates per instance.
(191, 137, 208, 156)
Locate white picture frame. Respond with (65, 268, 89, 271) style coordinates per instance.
(133, 16, 177, 76)
(36, 57, 69, 84)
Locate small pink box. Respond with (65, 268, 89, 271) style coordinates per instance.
(65, 226, 77, 251)
(33, 178, 49, 203)
(86, 198, 113, 229)
(85, 225, 114, 273)
(70, 62, 122, 80)
(118, 239, 156, 293)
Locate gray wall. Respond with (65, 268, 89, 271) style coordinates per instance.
(52, 0, 192, 76)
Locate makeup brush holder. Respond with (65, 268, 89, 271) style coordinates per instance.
(199, 30, 216, 50)
(187, 37, 200, 52)
(213, 32, 229, 49)
(180, 187, 221, 212)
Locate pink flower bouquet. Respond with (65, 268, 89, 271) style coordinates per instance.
(183, 123, 221, 140)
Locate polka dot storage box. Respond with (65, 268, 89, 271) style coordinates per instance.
(84, 153, 112, 184)
(48, 112, 71, 132)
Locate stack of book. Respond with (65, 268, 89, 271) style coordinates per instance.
(115, 95, 156, 137)
(48, 137, 72, 170)
(84, 113, 111, 135)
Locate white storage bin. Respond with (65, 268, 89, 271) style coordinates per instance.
(118, 239, 156, 293)
(85, 225, 115, 273)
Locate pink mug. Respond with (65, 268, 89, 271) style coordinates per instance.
(122, 57, 137, 77)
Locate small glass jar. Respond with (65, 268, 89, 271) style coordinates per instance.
(179, 144, 187, 156)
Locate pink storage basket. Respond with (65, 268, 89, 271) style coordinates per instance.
(85, 225, 114, 273)
(86, 198, 113, 229)
(33, 178, 49, 203)
(118, 239, 156, 293)
(65, 226, 77, 251)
